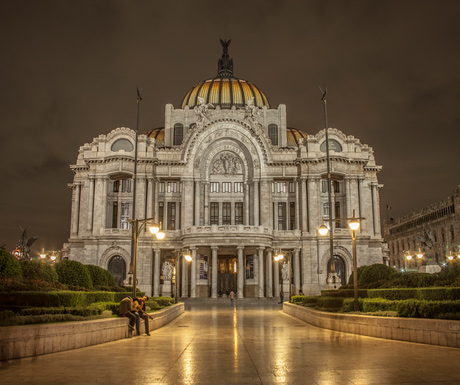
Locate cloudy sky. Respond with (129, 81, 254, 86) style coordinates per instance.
(1, 1, 459, 255)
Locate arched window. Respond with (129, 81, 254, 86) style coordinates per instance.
(268, 124, 278, 145)
(173, 123, 183, 145)
(327, 255, 347, 286)
(108, 256, 126, 286)
(111, 138, 134, 152)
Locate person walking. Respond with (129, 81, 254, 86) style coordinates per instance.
(279, 290, 284, 304)
(229, 290, 235, 306)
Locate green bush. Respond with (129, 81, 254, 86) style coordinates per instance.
(20, 260, 58, 283)
(316, 296, 344, 309)
(0, 310, 112, 327)
(368, 288, 418, 300)
(396, 299, 421, 317)
(325, 289, 368, 298)
(0, 250, 22, 278)
(359, 264, 397, 287)
(301, 296, 319, 307)
(362, 298, 399, 313)
(86, 265, 109, 287)
(154, 296, 174, 307)
(145, 299, 160, 311)
(291, 295, 306, 304)
(342, 298, 364, 312)
(104, 269, 117, 287)
(417, 287, 460, 301)
(436, 264, 460, 286)
(348, 265, 369, 285)
(55, 260, 93, 289)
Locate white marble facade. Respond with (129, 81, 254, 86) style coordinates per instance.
(66, 44, 385, 297)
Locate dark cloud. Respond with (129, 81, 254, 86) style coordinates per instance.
(1, 0, 460, 254)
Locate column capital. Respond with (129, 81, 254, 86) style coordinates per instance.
(237, 245, 245, 250)
(211, 246, 219, 251)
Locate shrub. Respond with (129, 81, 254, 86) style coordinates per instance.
(55, 260, 93, 289)
(362, 298, 399, 313)
(359, 264, 396, 287)
(104, 269, 117, 287)
(316, 296, 344, 309)
(396, 299, 421, 317)
(325, 289, 368, 298)
(0, 250, 22, 278)
(301, 296, 319, 307)
(386, 272, 434, 288)
(154, 297, 174, 307)
(20, 260, 58, 283)
(348, 265, 369, 285)
(86, 265, 109, 287)
(342, 298, 364, 312)
(145, 300, 160, 311)
(291, 295, 306, 304)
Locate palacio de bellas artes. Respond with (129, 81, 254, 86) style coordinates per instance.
(64, 40, 387, 299)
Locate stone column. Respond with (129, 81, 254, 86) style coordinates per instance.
(244, 182, 250, 225)
(358, 178, 366, 233)
(71, 183, 81, 236)
(153, 248, 161, 297)
(253, 181, 259, 226)
(181, 256, 188, 297)
(266, 249, 273, 297)
(154, 178, 159, 223)
(211, 246, 218, 298)
(237, 246, 244, 299)
(372, 183, 382, 236)
(146, 177, 154, 219)
(203, 182, 209, 225)
(195, 181, 201, 226)
(101, 178, 108, 230)
(258, 246, 265, 298)
(293, 249, 300, 295)
(87, 176, 95, 233)
(274, 259, 280, 300)
(190, 247, 197, 298)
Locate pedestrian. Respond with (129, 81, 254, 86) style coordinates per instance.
(229, 290, 235, 306)
(279, 290, 284, 304)
(136, 296, 154, 336)
(298, 289, 304, 296)
(118, 296, 136, 337)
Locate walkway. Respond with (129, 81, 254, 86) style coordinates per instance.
(2, 302, 460, 384)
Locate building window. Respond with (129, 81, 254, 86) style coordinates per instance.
(112, 202, 118, 228)
(222, 203, 231, 225)
(273, 182, 287, 193)
(246, 256, 254, 279)
(333, 180, 340, 193)
(159, 202, 164, 225)
(442, 229, 445, 243)
(321, 180, 328, 193)
(166, 182, 181, 193)
(335, 202, 342, 228)
(210, 203, 219, 225)
(199, 255, 208, 279)
(278, 202, 286, 230)
(121, 202, 130, 229)
(323, 203, 330, 219)
(173, 123, 183, 145)
(222, 182, 232, 193)
(268, 123, 278, 145)
(159, 182, 165, 193)
(113, 181, 120, 192)
(289, 182, 296, 193)
(167, 202, 176, 230)
(121, 179, 131, 193)
(234, 182, 243, 193)
(235, 202, 243, 225)
(210, 182, 219, 193)
(289, 202, 295, 230)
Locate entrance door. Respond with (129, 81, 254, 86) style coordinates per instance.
(108, 255, 126, 286)
(217, 256, 237, 296)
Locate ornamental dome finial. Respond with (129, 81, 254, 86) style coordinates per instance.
(217, 38, 233, 78)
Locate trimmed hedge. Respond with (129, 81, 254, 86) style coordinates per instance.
(291, 295, 306, 304)
(55, 260, 93, 289)
(342, 298, 364, 312)
(0, 311, 113, 327)
(323, 289, 368, 298)
(0, 250, 22, 278)
(20, 260, 58, 283)
(316, 296, 344, 309)
(86, 265, 117, 287)
(153, 297, 174, 307)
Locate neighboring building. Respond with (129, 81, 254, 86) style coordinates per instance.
(65, 41, 385, 297)
(384, 186, 460, 270)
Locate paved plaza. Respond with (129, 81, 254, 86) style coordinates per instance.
(2, 302, 460, 384)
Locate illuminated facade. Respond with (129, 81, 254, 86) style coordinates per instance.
(66, 42, 385, 297)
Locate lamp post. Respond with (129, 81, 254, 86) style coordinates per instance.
(172, 249, 192, 304)
(318, 210, 364, 312)
(274, 249, 293, 302)
(128, 218, 165, 299)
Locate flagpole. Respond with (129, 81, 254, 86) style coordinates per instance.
(321, 87, 334, 265)
(130, 88, 142, 279)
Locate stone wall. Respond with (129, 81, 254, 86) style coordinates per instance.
(0, 303, 184, 361)
(284, 303, 460, 348)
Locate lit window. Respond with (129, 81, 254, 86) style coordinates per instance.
(210, 182, 219, 193)
(222, 182, 232, 193)
(234, 182, 244, 193)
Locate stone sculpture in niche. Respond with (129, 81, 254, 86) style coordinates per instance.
(211, 152, 241, 175)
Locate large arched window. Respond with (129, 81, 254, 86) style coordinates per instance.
(268, 124, 278, 145)
(173, 123, 183, 145)
(108, 255, 126, 286)
(327, 255, 347, 285)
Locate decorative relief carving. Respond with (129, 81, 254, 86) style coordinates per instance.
(194, 97, 214, 130)
(211, 152, 242, 175)
(194, 158, 201, 169)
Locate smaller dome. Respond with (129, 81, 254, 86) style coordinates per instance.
(286, 127, 307, 147)
(145, 127, 165, 147)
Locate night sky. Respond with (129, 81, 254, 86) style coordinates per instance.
(1, 1, 459, 256)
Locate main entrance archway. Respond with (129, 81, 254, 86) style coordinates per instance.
(217, 256, 237, 295)
(327, 255, 347, 285)
(108, 255, 126, 286)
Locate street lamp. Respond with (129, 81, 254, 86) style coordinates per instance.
(128, 218, 164, 298)
(172, 249, 192, 304)
(273, 249, 293, 303)
(318, 209, 365, 312)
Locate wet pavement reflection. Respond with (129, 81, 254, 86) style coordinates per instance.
(2, 302, 460, 384)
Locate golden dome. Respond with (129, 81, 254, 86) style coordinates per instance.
(181, 39, 270, 109)
(286, 127, 307, 147)
(145, 127, 165, 146)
